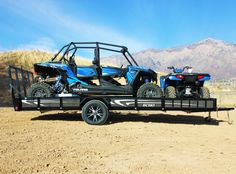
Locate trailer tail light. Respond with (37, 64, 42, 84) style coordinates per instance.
(14, 99, 22, 111)
(14, 105, 21, 111)
(198, 75, 204, 80)
(176, 74, 184, 79)
(34, 69, 38, 75)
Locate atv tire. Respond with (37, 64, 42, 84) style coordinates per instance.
(199, 87, 210, 99)
(165, 86, 177, 98)
(27, 82, 54, 98)
(137, 83, 162, 98)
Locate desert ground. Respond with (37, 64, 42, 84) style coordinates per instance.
(0, 51, 236, 173)
(0, 107, 235, 174)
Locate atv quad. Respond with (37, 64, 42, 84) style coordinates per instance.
(160, 66, 211, 98)
(28, 42, 162, 98)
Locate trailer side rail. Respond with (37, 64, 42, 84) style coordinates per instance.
(13, 96, 217, 112)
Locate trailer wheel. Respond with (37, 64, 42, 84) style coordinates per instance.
(137, 83, 162, 98)
(27, 82, 53, 98)
(199, 87, 210, 99)
(165, 86, 177, 98)
(82, 100, 109, 125)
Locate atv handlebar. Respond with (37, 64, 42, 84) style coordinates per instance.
(183, 66, 192, 70)
(168, 66, 192, 70)
(167, 66, 174, 70)
(167, 66, 192, 73)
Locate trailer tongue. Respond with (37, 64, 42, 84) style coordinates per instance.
(9, 66, 234, 125)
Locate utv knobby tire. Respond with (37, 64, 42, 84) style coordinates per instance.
(82, 100, 109, 125)
(165, 86, 177, 98)
(199, 87, 210, 99)
(137, 83, 162, 98)
(27, 82, 53, 98)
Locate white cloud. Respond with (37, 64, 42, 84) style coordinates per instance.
(17, 37, 57, 52)
(1, 0, 149, 52)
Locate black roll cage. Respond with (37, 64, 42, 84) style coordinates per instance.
(51, 42, 138, 67)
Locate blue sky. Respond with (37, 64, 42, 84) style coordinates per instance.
(1, 0, 236, 52)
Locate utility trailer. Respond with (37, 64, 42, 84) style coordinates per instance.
(8, 66, 234, 125)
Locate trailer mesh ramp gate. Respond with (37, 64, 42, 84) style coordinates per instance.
(8, 65, 34, 99)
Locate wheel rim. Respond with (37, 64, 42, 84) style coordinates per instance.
(143, 89, 157, 98)
(86, 104, 104, 123)
(32, 88, 48, 98)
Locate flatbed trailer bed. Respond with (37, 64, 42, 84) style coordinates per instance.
(8, 66, 234, 125)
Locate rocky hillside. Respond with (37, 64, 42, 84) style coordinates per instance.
(104, 38, 236, 80)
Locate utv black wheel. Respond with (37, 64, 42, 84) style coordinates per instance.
(199, 87, 210, 99)
(82, 100, 109, 125)
(27, 82, 53, 98)
(165, 86, 177, 98)
(137, 83, 162, 98)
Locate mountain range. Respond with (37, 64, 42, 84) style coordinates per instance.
(104, 38, 236, 80)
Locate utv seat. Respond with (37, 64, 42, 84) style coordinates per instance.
(68, 58, 77, 75)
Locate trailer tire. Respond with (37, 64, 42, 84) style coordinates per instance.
(165, 86, 177, 98)
(82, 100, 109, 125)
(27, 82, 53, 98)
(199, 87, 210, 99)
(137, 83, 162, 98)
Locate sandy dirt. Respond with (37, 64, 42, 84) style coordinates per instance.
(0, 107, 236, 174)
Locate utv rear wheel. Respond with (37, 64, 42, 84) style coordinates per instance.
(199, 87, 210, 99)
(137, 83, 162, 98)
(165, 86, 177, 98)
(82, 100, 109, 125)
(27, 82, 53, 98)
